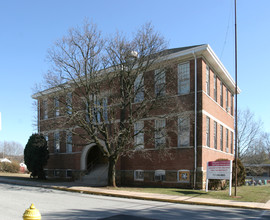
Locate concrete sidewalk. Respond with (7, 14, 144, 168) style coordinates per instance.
(1, 176, 270, 211)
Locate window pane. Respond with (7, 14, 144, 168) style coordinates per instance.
(206, 65, 210, 95)
(155, 119, 166, 148)
(178, 117, 190, 147)
(178, 62, 190, 95)
(155, 69, 166, 96)
(54, 132, 60, 153)
(134, 74, 144, 103)
(134, 121, 144, 150)
(66, 131, 72, 153)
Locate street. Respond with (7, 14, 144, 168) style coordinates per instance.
(0, 183, 270, 220)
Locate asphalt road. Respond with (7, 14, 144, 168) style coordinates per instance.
(1, 183, 270, 220)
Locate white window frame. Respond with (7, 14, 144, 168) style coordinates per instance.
(226, 88, 229, 111)
(155, 119, 166, 148)
(134, 121, 144, 150)
(54, 97, 60, 117)
(66, 131, 72, 153)
(66, 92, 72, 115)
(214, 74, 217, 101)
(214, 121, 217, 149)
(220, 81, 223, 107)
(134, 73, 144, 103)
(54, 132, 60, 153)
(134, 170, 144, 181)
(43, 100, 48, 119)
(206, 65, 210, 95)
(154, 170, 166, 181)
(178, 117, 190, 147)
(231, 131, 233, 154)
(226, 128, 229, 153)
(154, 69, 166, 96)
(220, 125, 223, 151)
(231, 93, 234, 115)
(206, 117, 210, 147)
(178, 62, 190, 95)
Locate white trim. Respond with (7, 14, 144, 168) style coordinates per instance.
(32, 44, 240, 99)
(134, 170, 144, 181)
(202, 90, 234, 119)
(80, 140, 106, 170)
(202, 145, 234, 156)
(201, 110, 234, 133)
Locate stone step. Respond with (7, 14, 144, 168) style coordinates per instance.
(80, 163, 108, 186)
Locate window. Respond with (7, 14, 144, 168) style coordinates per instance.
(54, 132, 60, 153)
(54, 170, 60, 177)
(43, 100, 48, 119)
(220, 81, 223, 107)
(96, 97, 108, 123)
(226, 129, 229, 153)
(102, 98, 108, 122)
(134, 73, 144, 103)
(231, 131, 233, 154)
(134, 121, 144, 150)
(66, 92, 72, 115)
(178, 117, 190, 147)
(178, 170, 190, 183)
(54, 97, 60, 117)
(206, 65, 210, 95)
(155, 119, 166, 148)
(155, 69, 166, 96)
(214, 121, 217, 149)
(66, 170, 72, 178)
(214, 74, 217, 101)
(178, 62, 190, 95)
(231, 93, 234, 115)
(206, 117, 210, 147)
(86, 96, 108, 123)
(134, 170, 144, 181)
(66, 131, 72, 153)
(220, 125, 223, 151)
(155, 170, 166, 181)
(226, 88, 229, 111)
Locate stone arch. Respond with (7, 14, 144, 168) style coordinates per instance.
(80, 141, 108, 171)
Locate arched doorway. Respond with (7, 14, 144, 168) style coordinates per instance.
(86, 145, 107, 172)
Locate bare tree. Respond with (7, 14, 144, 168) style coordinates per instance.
(243, 132, 270, 176)
(0, 141, 24, 159)
(35, 21, 183, 187)
(237, 108, 263, 159)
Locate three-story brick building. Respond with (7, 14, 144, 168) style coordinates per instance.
(33, 44, 239, 189)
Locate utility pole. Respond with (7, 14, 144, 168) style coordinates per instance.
(234, 0, 238, 197)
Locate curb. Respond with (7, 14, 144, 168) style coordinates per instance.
(0, 178, 269, 211)
(51, 186, 269, 211)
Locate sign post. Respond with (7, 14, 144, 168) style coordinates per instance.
(206, 160, 233, 196)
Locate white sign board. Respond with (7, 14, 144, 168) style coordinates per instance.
(207, 160, 231, 179)
(206, 160, 233, 196)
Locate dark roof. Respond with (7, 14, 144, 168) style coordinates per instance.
(162, 44, 207, 55)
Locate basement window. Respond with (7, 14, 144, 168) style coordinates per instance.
(134, 170, 144, 181)
(154, 170, 166, 181)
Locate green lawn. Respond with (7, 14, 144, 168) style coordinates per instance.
(1, 173, 270, 203)
(111, 185, 270, 203)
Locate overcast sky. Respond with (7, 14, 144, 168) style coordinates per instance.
(0, 0, 269, 146)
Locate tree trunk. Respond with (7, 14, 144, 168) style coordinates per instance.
(108, 156, 117, 187)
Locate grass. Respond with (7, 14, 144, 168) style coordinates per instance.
(109, 185, 270, 203)
(1, 172, 270, 203)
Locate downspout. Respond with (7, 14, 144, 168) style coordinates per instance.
(193, 51, 197, 189)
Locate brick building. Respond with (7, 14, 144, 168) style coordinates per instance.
(33, 44, 239, 189)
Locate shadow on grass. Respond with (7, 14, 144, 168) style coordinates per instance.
(172, 189, 206, 196)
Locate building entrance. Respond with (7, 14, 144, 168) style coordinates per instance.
(86, 145, 107, 172)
